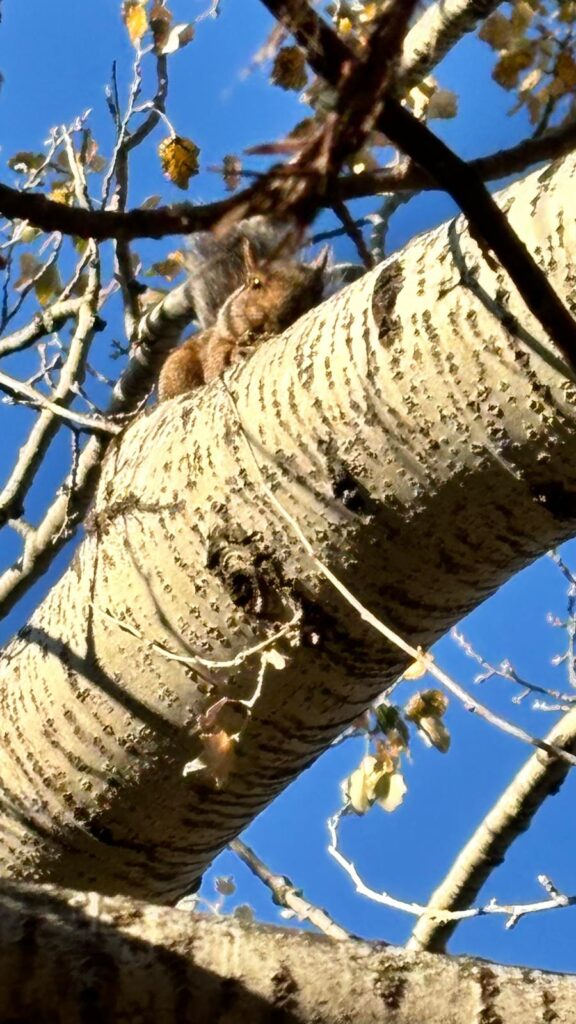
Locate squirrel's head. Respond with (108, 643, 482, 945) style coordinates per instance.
(239, 239, 328, 335)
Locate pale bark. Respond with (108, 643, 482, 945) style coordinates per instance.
(1, 154, 576, 906)
(0, 880, 574, 1024)
(399, 0, 502, 90)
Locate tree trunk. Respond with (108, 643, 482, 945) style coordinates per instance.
(1, 155, 575, 903)
(0, 880, 574, 1024)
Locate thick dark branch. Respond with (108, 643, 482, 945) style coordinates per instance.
(258, 0, 576, 372)
(0, 183, 248, 240)
(336, 122, 576, 199)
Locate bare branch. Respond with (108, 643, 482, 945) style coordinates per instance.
(0, 297, 84, 357)
(0, 370, 119, 437)
(451, 627, 576, 706)
(327, 809, 576, 930)
(230, 838, 352, 942)
(331, 200, 374, 269)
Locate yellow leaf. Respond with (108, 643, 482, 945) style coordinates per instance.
(375, 770, 407, 813)
(158, 135, 200, 189)
(347, 756, 378, 814)
(402, 651, 432, 680)
(479, 12, 514, 51)
(338, 17, 353, 34)
(49, 183, 75, 205)
(519, 67, 543, 94)
(145, 253, 186, 281)
(359, 3, 377, 23)
(35, 263, 61, 307)
(123, 1, 148, 45)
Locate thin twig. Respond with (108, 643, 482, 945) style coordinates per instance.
(0, 370, 119, 435)
(327, 809, 576, 930)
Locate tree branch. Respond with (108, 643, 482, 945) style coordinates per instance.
(0, 880, 574, 1023)
(335, 121, 576, 200)
(407, 707, 576, 953)
(257, 0, 576, 371)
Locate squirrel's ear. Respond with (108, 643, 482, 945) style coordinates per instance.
(311, 245, 330, 273)
(241, 237, 260, 277)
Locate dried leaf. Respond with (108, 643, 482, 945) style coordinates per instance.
(145, 253, 186, 281)
(8, 151, 45, 174)
(158, 22, 194, 54)
(479, 12, 514, 50)
(198, 729, 238, 787)
(271, 46, 307, 91)
(233, 904, 254, 924)
(158, 135, 200, 189)
(418, 715, 451, 753)
(150, 1, 172, 49)
(140, 194, 162, 209)
(510, 1, 537, 32)
(263, 648, 287, 671)
(427, 88, 458, 120)
(222, 154, 242, 192)
(14, 253, 42, 291)
(35, 263, 62, 306)
(215, 875, 236, 896)
(405, 689, 448, 722)
(556, 51, 576, 89)
(71, 273, 89, 297)
(493, 48, 534, 90)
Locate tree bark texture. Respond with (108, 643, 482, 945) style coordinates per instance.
(0, 880, 574, 1024)
(1, 156, 575, 903)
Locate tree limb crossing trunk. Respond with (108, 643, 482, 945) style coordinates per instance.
(0, 155, 575, 903)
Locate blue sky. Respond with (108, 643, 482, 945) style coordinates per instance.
(1, 0, 575, 972)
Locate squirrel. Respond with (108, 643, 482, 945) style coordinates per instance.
(158, 219, 328, 402)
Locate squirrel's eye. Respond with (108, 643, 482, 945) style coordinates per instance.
(251, 276, 262, 289)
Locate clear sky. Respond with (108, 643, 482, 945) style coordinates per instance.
(1, 0, 575, 973)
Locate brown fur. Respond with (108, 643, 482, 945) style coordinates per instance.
(158, 243, 325, 402)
